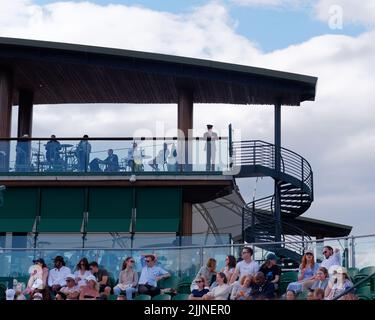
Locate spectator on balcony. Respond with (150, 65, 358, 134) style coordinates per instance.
(202, 272, 231, 300)
(309, 267, 329, 291)
(89, 261, 111, 295)
(259, 253, 281, 290)
(60, 274, 80, 300)
(221, 255, 236, 282)
(127, 142, 143, 172)
(138, 254, 170, 297)
(74, 258, 91, 288)
(113, 257, 138, 300)
(79, 275, 100, 300)
(167, 142, 178, 171)
(15, 134, 31, 172)
(248, 272, 275, 300)
(191, 258, 217, 290)
(203, 124, 218, 171)
(230, 247, 259, 284)
(76, 135, 91, 172)
(230, 275, 252, 300)
(149, 143, 169, 171)
(45, 135, 62, 165)
(189, 276, 209, 300)
(320, 246, 341, 273)
(48, 256, 71, 295)
(287, 249, 319, 293)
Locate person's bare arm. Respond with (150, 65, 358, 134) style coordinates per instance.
(100, 276, 108, 285)
(230, 268, 239, 284)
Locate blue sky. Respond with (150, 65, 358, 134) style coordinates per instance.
(33, 0, 365, 52)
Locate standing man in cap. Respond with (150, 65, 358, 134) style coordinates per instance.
(203, 124, 218, 171)
(48, 255, 71, 295)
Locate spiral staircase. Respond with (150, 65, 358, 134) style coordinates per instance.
(232, 140, 314, 262)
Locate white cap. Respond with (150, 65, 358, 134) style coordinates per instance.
(65, 274, 75, 281)
(85, 275, 98, 283)
(5, 289, 15, 300)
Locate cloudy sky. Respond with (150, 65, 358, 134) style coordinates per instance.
(1, 0, 374, 236)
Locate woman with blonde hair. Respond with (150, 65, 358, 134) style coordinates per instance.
(191, 258, 217, 290)
(189, 276, 209, 300)
(230, 275, 252, 300)
(286, 249, 319, 293)
(79, 275, 100, 300)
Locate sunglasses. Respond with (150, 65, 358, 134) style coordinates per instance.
(145, 260, 151, 263)
(322, 251, 328, 254)
(195, 280, 203, 283)
(129, 260, 135, 263)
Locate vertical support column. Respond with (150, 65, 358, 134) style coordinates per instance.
(274, 102, 282, 243)
(182, 202, 192, 237)
(0, 69, 13, 172)
(178, 87, 194, 236)
(17, 90, 34, 137)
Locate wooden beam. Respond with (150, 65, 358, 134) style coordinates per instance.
(17, 90, 34, 137)
(0, 69, 12, 138)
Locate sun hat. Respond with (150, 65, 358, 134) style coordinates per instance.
(265, 253, 278, 261)
(85, 275, 98, 283)
(5, 289, 15, 300)
(304, 249, 314, 255)
(65, 274, 75, 281)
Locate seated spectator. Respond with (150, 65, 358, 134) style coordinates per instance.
(307, 290, 315, 300)
(248, 272, 275, 300)
(113, 257, 138, 300)
(320, 246, 341, 273)
(26, 258, 49, 299)
(221, 255, 236, 282)
(138, 254, 170, 297)
(285, 290, 296, 300)
(325, 267, 353, 300)
(60, 274, 80, 300)
(202, 272, 231, 300)
(230, 275, 252, 300)
(89, 261, 111, 295)
(149, 143, 169, 171)
(5, 288, 15, 300)
(55, 291, 67, 300)
(97, 293, 108, 300)
(32, 292, 43, 300)
(90, 149, 119, 172)
(309, 267, 329, 291)
(313, 288, 325, 300)
(74, 258, 91, 288)
(189, 276, 209, 300)
(230, 247, 259, 284)
(191, 258, 217, 290)
(117, 294, 126, 300)
(287, 250, 319, 293)
(259, 253, 281, 290)
(48, 255, 71, 295)
(79, 275, 100, 300)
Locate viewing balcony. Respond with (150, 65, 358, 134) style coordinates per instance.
(0, 137, 230, 176)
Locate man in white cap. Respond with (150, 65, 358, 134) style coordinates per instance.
(60, 274, 80, 300)
(5, 288, 15, 300)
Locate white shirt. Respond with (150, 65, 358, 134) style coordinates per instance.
(48, 266, 71, 287)
(74, 270, 91, 287)
(207, 284, 231, 300)
(320, 251, 341, 272)
(235, 260, 259, 281)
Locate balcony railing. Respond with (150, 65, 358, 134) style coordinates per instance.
(0, 137, 229, 175)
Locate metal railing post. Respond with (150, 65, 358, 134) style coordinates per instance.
(351, 235, 356, 268)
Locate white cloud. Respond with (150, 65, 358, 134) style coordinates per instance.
(2, 0, 375, 235)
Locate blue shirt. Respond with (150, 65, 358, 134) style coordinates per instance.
(138, 265, 168, 287)
(299, 263, 320, 280)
